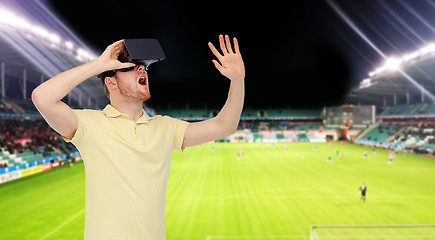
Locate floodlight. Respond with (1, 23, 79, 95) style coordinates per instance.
(384, 58, 401, 71)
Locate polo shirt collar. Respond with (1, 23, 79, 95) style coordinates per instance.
(103, 104, 151, 123)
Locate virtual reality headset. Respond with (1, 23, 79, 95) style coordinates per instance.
(120, 38, 165, 69)
(98, 38, 165, 80)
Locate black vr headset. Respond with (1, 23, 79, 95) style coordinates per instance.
(98, 38, 165, 81)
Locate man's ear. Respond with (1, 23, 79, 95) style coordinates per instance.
(105, 76, 118, 90)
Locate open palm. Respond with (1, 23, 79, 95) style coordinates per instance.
(209, 35, 245, 81)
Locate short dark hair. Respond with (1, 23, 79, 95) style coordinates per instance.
(97, 70, 116, 83)
(103, 83, 110, 99)
(98, 72, 116, 99)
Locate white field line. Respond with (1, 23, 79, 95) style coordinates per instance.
(39, 209, 85, 240)
(167, 188, 435, 201)
(206, 235, 309, 240)
(206, 235, 435, 240)
(310, 236, 435, 239)
(167, 194, 435, 201)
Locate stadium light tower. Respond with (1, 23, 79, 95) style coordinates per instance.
(0, 4, 97, 68)
(326, 0, 435, 102)
(0, 1, 109, 108)
(384, 58, 401, 71)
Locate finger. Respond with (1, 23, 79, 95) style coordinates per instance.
(219, 34, 228, 54)
(113, 48, 123, 57)
(208, 42, 223, 61)
(120, 62, 136, 68)
(114, 45, 122, 53)
(225, 35, 233, 54)
(212, 59, 223, 72)
(115, 41, 125, 49)
(111, 40, 124, 49)
(113, 46, 123, 56)
(233, 37, 240, 54)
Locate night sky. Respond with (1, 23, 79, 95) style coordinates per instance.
(46, 0, 435, 110)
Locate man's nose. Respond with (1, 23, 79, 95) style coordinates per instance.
(136, 64, 146, 72)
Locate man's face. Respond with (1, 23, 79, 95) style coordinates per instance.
(113, 64, 150, 102)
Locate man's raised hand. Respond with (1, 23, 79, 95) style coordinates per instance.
(208, 35, 245, 82)
(98, 40, 136, 73)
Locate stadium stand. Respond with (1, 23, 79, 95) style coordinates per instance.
(293, 123, 322, 130)
(266, 109, 322, 119)
(156, 109, 211, 120)
(0, 100, 14, 113)
(1, 99, 330, 175)
(4, 95, 435, 183)
(0, 108, 79, 177)
(415, 101, 435, 116)
(392, 124, 435, 149)
(353, 101, 435, 152)
(241, 109, 259, 119)
(358, 123, 405, 142)
(381, 104, 421, 116)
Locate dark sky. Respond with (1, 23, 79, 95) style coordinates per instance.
(46, 0, 435, 110)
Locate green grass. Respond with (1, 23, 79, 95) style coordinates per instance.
(1, 142, 435, 239)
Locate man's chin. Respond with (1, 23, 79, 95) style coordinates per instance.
(126, 93, 150, 103)
(139, 92, 151, 102)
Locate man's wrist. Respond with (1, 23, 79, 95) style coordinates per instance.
(230, 76, 245, 84)
(89, 57, 110, 76)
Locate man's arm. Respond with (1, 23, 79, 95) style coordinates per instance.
(31, 40, 135, 139)
(182, 35, 245, 148)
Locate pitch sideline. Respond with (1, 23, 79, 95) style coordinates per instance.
(206, 235, 309, 240)
(39, 209, 85, 240)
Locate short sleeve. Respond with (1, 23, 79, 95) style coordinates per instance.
(172, 118, 189, 152)
(62, 110, 86, 146)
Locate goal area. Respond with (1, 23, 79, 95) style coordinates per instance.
(310, 224, 435, 240)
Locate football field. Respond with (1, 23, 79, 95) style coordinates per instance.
(1, 142, 435, 239)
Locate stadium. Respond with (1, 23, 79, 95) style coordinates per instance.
(0, 1, 435, 240)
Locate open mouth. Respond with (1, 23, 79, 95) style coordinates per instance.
(138, 76, 147, 86)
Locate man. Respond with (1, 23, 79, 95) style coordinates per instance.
(31, 35, 245, 240)
(388, 152, 394, 165)
(359, 183, 367, 202)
